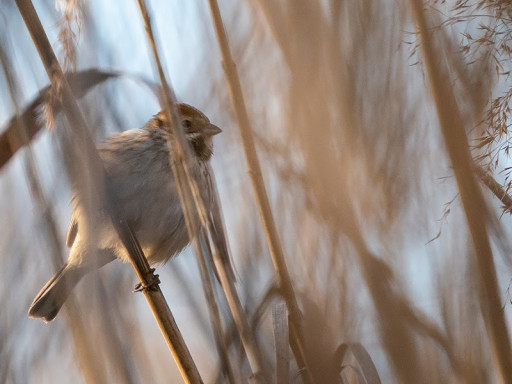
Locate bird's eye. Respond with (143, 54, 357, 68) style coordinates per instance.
(182, 119, 192, 129)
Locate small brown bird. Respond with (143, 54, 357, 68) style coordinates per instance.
(29, 104, 225, 322)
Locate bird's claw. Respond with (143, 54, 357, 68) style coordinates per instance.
(133, 268, 160, 293)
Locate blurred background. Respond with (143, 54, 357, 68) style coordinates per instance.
(1, 0, 512, 383)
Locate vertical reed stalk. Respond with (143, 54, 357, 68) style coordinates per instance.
(135, 1, 268, 382)
(196, 233, 236, 384)
(14, 1, 203, 383)
(0, 45, 113, 384)
(206, 1, 313, 382)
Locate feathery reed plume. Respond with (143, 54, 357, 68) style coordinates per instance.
(410, 0, 512, 380)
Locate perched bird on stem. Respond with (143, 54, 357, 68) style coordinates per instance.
(29, 103, 226, 322)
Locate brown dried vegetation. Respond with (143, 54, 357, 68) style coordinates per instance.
(1, 1, 512, 383)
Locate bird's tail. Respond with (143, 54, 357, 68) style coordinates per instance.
(28, 262, 85, 322)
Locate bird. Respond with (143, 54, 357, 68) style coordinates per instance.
(28, 103, 227, 322)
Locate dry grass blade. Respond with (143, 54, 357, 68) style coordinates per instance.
(272, 302, 289, 384)
(345, 343, 381, 384)
(0, 69, 116, 170)
(334, 343, 382, 384)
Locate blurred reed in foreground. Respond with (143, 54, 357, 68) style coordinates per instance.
(1, 0, 512, 383)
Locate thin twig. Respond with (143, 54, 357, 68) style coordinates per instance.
(474, 164, 512, 211)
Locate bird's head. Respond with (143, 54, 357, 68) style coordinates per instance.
(154, 104, 221, 161)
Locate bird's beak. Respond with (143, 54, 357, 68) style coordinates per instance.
(203, 124, 222, 137)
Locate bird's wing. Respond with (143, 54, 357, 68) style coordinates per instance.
(66, 216, 78, 248)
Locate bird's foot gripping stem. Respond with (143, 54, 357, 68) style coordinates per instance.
(133, 268, 161, 293)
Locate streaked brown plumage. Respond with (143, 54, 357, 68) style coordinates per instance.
(29, 103, 224, 322)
